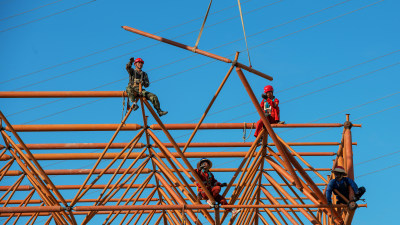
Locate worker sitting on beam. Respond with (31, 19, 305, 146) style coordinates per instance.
(326, 166, 366, 205)
(195, 158, 240, 216)
(254, 85, 284, 141)
(126, 57, 168, 116)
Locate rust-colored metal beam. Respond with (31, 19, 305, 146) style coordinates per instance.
(16, 141, 357, 150)
(0, 206, 64, 213)
(150, 123, 361, 130)
(0, 167, 332, 176)
(5, 124, 141, 132)
(0, 91, 127, 98)
(5, 123, 360, 132)
(122, 26, 272, 80)
(0, 182, 330, 191)
(1, 151, 334, 160)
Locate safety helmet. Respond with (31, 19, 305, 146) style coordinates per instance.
(332, 166, 347, 175)
(134, 58, 144, 64)
(264, 85, 274, 93)
(197, 158, 212, 170)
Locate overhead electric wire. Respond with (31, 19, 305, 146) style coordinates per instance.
(0, 0, 255, 85)
(8, 0, 282, 91)
(0, 0, 96, 33)
(6, 0, 386, 124)
(356, 163, 400, 178)
(356, 149, 400, 166)
(0, 0, 64, 22)
(291, 103, 400, 142)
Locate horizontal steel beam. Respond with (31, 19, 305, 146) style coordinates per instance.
(2, 167, 331, 176)
(0, 91, 127, 98)
(5, 124, 142, 132)
(150, 123, 361, 130)
(7, 141, 356, 150)
(0, 151, 335, 161)
(0, 183, 328, 191)
(4, 123, 361, 132)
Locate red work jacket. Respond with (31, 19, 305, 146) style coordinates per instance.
(261, 97, 280, 122)
(195, 169, 221, 190)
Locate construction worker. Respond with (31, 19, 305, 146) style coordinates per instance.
(195, 158, 240, 215)
(326, 166, 366, 205)
(254, 85, 284, 139)
(126, 57, 168, 116)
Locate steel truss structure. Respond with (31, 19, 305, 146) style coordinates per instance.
(0, 27, 365, 225)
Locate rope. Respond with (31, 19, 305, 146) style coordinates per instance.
(121, 91, 126, 123)
(237, 0, 252, 67)
(242, 122, 254, 142)
(193, 0, 213, 52)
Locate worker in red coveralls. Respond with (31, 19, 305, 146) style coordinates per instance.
(254, 85, 284, 140)
(195, 158, 240, 216)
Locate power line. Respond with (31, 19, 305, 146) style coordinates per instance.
(356, 150, 400, 166)
(0, 0, 64, 22)
(291, 103, 400, 142)
(0, 0, 96, 33)
(356, 163, 400, 178)
(8, 0, 281, 91)
(7, 0, 387, 123)
(0, 0, 255, 85)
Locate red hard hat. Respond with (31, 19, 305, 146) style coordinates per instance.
(264, 85, 273, 93)
(332, 166, 347, 175)
(134, 58, 144, 64)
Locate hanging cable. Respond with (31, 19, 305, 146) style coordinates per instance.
(237, 0, 252, 67)
(193, 0, 213, 52)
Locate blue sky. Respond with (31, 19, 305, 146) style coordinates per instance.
(0, 0, 399, 224)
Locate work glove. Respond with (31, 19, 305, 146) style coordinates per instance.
(130, 57, 135, 62)
(221, 183, 227, 187)
(261, 93, 268, 99)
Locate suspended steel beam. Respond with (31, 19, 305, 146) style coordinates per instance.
(122, 26, 272, 80)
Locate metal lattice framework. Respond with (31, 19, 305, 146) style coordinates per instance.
(0, 27, 365, 225)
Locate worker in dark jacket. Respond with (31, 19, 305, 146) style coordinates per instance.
(254, 85, 284, 139)
(126, 57, 168, 116)
(326, 166, 365, 204)
(195, 158, 239, 215)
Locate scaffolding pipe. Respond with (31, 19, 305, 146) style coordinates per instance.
(14, 141, 357, 150)
(0, 91, 127, 98)
(121, 26, 273, 80)
(5, 124, 141, 132)
(0, 151, 334, 161)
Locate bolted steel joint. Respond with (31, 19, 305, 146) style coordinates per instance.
(344, 121, 353, 129)
(213, 203, 219, 209)
(65, 206, 72, 211)
(146, 144, 152, 148)
(348, 201, 358, 210)
(232, 60, 238, 67)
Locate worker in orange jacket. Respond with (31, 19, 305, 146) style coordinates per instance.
(195, 158, 240, 215)
(254, 85, 284, 139)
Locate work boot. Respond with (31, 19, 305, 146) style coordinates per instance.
(132, 103, 139, 111)
(278, 121, 285, 124)
(232, 209, 241, 217)
(157, 110, 168, 117)
(206, 200, 214, 207)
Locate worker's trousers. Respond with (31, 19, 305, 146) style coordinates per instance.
(254, 115, 278, 138)
(199, 186, 230, 211)
(126, 85, 162, 111)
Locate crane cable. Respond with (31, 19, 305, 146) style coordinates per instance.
(193, 0, 213, 52)
(237, 0, 252, 67)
